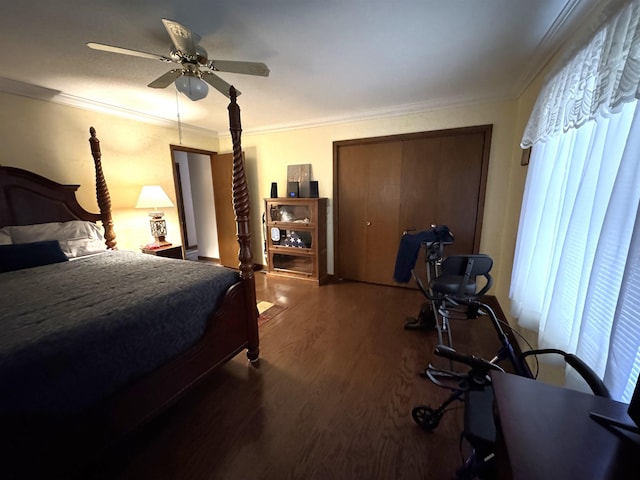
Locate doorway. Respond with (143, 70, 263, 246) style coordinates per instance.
(171, 146, 219, 262)
(170, 146, 241, 268)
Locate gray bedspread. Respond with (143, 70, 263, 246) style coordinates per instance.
(0, 250, 240, 414)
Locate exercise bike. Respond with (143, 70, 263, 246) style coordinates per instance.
(396, 225, 455, 341)
(412, 296, 525, 432)
(412, 296, 610, 480)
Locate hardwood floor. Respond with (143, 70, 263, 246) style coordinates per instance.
(86, 273, 511, 480)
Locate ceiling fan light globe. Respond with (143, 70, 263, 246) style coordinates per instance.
(175, 75, 208, 101)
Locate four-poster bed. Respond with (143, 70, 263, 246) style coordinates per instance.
(0, 88, 258, 477)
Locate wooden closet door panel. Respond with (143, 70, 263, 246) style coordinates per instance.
(398, 137, 441, 288)
(399, 137, 440, 234)
(364, 143, 402, 285)
(337, 142, 402, 284)
(337, 144, 370, 281)
(436, 132, 487, 255)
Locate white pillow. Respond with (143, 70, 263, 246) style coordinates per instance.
(0, 228, 11, 245)
(7, 221, 107, 258)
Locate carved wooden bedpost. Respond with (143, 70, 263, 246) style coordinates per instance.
(88, 127, 117, 250)
(228, 86, 259, 362)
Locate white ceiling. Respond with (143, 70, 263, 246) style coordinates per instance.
(0, 0, 607, 135)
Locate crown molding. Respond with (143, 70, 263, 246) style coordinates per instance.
(513, 0, 619, 96)
(1, 75, 513, 140)
(0, 77, 218, 138)
(226, 91, 516, 138)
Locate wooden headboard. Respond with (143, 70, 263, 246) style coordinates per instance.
(0, 128, 116, 249)
(0, 89, 253, 273)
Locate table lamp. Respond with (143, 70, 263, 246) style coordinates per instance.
(135, 185, 175, 247)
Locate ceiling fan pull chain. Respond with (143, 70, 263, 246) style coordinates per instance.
(175, 90, 183, 145)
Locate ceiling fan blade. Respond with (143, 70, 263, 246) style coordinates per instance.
(86, 42, 172, 63)
(201, 72, 241, 98)
(162, 18, 197, 58)
(207, 60, 270, 77)
(148, 69, 183, 88)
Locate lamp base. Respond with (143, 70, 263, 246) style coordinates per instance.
(147, 216, 171, 248)
(149, 236, 172, 248)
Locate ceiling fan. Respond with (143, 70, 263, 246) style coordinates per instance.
(87, 18, 269, 101)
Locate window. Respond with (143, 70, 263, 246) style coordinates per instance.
(510, 1, 640, 401)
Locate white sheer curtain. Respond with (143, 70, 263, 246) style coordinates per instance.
(510, 0, 640, 401)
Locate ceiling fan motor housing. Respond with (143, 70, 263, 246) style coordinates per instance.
(169, 45, 207, 65)
(196, 46, 208, 65)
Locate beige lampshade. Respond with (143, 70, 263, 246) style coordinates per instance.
(135, 185, 174, 210)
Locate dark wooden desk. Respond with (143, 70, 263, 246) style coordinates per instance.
(491, 371, 640, 480)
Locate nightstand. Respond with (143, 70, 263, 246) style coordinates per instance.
(140, 244, 183, 259)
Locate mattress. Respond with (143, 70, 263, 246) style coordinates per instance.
(0, 250, 239, 414)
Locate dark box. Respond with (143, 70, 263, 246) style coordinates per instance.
(287, 181, 299, 198)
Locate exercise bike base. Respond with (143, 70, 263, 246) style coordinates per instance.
(404, 317, 436, 331)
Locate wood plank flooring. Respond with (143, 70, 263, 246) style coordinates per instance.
(85, 273, 511, 480)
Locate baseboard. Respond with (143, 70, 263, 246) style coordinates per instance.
(197, 257, 265, 271)
(197, 256, 220, 264)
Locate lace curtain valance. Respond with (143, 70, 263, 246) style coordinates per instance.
(521, 0, 640, 148)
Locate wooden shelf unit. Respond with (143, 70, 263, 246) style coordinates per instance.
(264, 197, 327, 285)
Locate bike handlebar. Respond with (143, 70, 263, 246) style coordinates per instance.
(438, 295, 530, 377)
(434, 344, 503, 373)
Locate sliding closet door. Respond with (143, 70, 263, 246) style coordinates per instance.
(336, 141, 402, 285)
(334, 125, 491, 287)
(399, 129, 489, 256)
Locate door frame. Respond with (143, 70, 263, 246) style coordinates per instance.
(169, 144, 217, 257)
